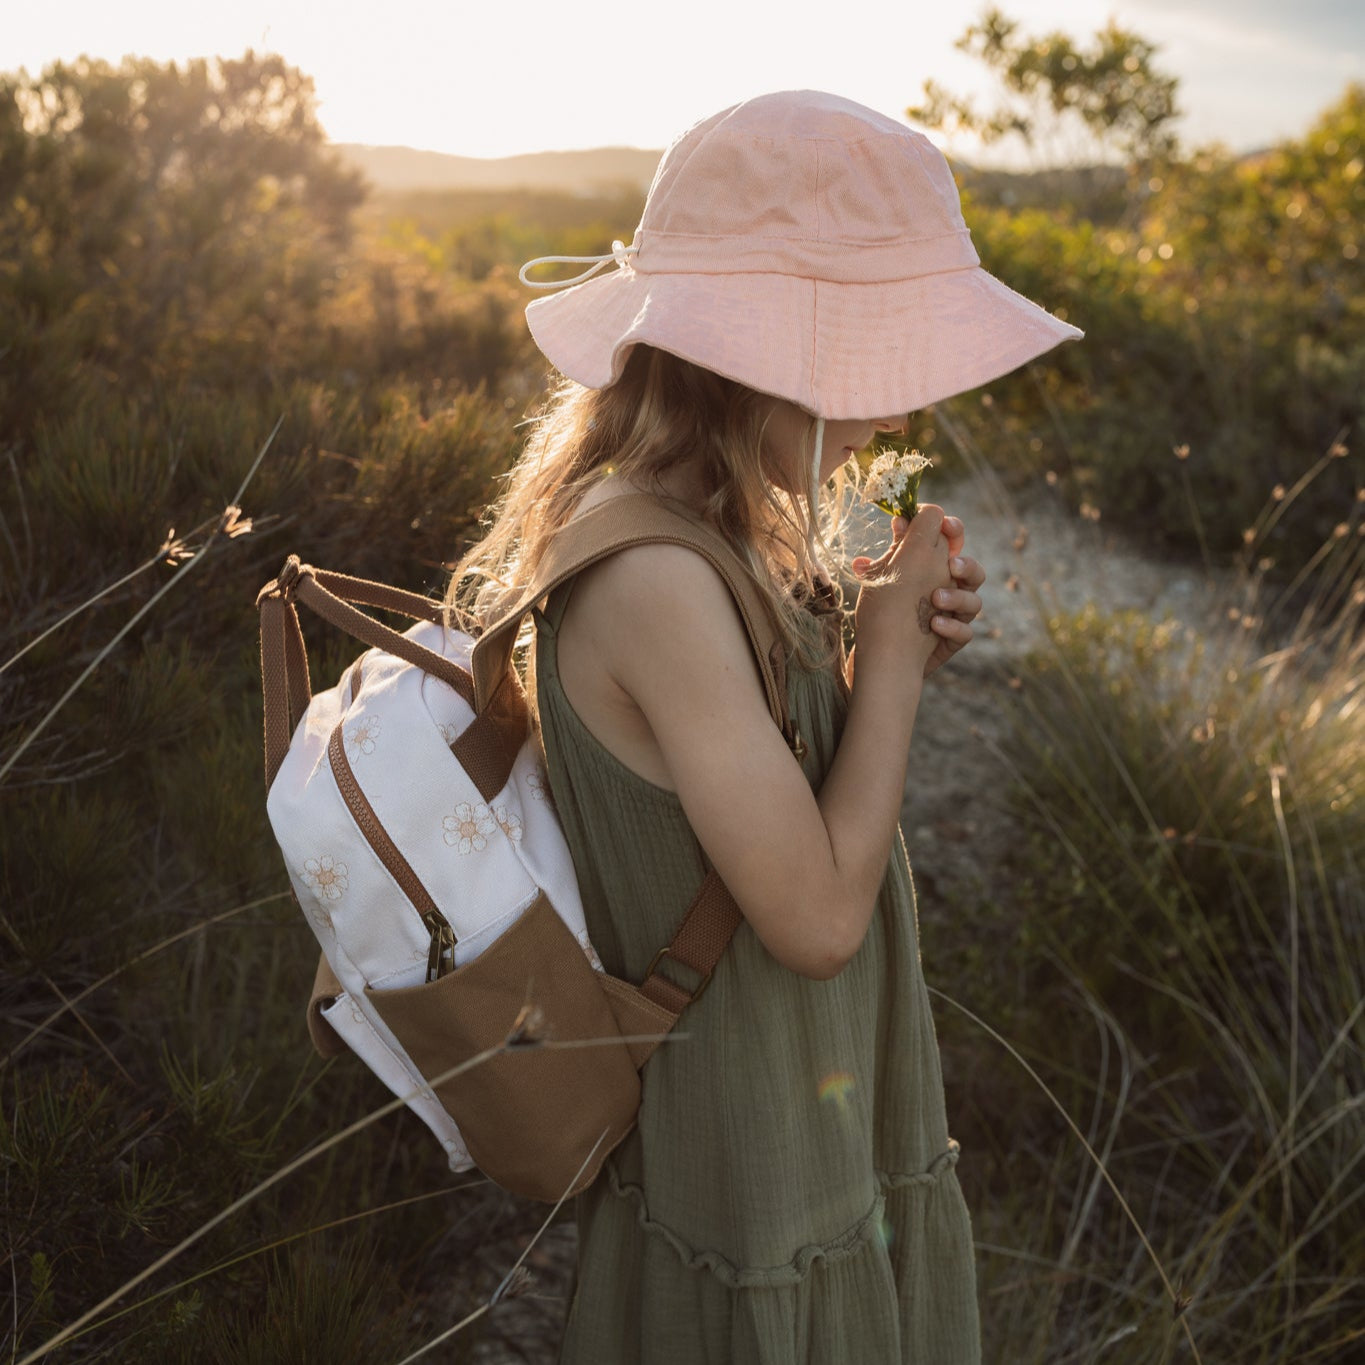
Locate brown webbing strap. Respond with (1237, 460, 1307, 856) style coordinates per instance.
(258, 572, 314, 791)
(471, 495, 790, 736)
(637, 870, 745, 1013)
(308, 567, 446, 623)
(466, 494, 794, 1013)
(291, 569, 474, 706)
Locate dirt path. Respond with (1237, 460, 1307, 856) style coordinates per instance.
(891, 469, 1229, 923)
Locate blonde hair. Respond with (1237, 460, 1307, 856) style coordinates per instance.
(445, 345, 853, 673)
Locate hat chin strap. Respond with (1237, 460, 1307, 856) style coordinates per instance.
(519, 240, 637, 289)
(807, 416, 825, 567)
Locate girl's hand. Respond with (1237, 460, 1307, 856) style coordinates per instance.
(850, 502, 953, 679)
(922, 513, 986, 679)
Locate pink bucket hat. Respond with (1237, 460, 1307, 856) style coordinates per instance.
(521, 90, 1082, 420)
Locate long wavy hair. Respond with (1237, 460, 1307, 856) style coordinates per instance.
(445, 344, 854, 675)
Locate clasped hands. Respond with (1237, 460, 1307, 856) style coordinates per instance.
(850, 510, 986, 679)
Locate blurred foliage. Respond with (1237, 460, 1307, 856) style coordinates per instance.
(910, 5, 1180, 217)
(0, 51, 547, 1364)
(927, 68, 1363, 587)
(364, 185, 646, 283)
(3, 22, 1364, 1361)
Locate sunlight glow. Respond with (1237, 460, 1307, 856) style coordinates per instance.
(7, 0, 1362, 161)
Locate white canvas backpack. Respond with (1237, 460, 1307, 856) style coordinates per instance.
(256, 494, 802, 1201)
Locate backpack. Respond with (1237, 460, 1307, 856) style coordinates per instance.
(256, 494, 803, 1202)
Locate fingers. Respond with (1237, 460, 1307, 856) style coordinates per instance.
(949, 553, 986, 592)
(853, 515, 915, 579)
(940, 513, 965, 559)
(930, 613, 974, 647)
(906, 503, 946, 543)
(931, 584, 982, 622)
(852, 546, 894, 579)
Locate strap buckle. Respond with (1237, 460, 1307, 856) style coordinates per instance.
(645, 945, 716, 1003)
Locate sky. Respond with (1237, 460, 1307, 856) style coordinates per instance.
(6, 0, 1363, 164)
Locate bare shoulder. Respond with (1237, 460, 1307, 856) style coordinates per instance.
(554, 539, 767, 789)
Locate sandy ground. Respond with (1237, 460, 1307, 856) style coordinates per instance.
(462, 470, 1233, 1363)
(890, 471, 1229, 923)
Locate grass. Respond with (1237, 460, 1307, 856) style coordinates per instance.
(1, 156, 1360, 1357)
(930, 422, 1364, 1363)
(4, 407, 1362, 1361)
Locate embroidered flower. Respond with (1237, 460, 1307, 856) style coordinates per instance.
(525, 769, 551, 804)
(442, 801, 496, 854)
(438, 721, 460, 746)
(344, 714, 381, 762)
(302, 855, 348, 902)
(494, 804, 523, 842)
(305, 902, 336, 937)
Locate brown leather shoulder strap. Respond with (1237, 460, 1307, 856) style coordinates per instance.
(468, 493, 796, 1015)
(469, 493, 791, 737)
(259, 497, 792, 1027)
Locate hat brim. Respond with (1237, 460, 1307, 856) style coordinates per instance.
(525, 264, 1082, 420)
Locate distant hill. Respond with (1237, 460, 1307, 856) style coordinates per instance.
(333, 143, 662, 194)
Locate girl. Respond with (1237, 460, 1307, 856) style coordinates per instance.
(451, 90, 1080, 1365)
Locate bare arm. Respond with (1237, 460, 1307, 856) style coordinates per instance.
(583, 506, 953, 979)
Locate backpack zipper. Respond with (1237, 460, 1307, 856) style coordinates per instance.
(327, 721, 458, 983)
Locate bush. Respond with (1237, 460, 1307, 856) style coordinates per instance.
(933, 85, 1364, 582)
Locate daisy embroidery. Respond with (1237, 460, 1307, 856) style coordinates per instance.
(305, 901, 336, 937)
(302, 855, 348, 902)
(438, 721, 460, 746)
(344, 714, 381, 763)
(525, 769, 550, 803)
(494, 804, 523, 842)
(443, 801, 496, 855)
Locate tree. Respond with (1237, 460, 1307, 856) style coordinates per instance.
(0, 52, 366, 421)
(909, 8, 1180, 177)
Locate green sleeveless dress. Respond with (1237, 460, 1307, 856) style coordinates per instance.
(534, 575, 982, 1365)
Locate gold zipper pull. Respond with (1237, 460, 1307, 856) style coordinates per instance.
(423, 912, 456, 982)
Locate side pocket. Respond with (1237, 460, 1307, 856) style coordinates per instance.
(365, 893, 644, 1202)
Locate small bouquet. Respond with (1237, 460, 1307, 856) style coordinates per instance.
(862, 447, 932, 521)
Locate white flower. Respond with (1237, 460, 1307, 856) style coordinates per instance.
(301, 855, 349, 902)
(344, 714, 381, 762)
(442, 801, 497, 854)
(864, 449, 932, 516)
(494, 804, 523, 842)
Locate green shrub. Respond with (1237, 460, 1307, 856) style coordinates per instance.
(932, 85, 1364, 582)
